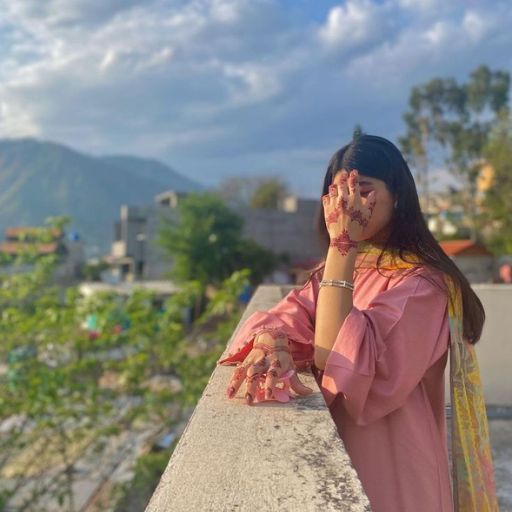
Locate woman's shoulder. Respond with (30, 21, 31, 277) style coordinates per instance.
(390, 264, 449, 297)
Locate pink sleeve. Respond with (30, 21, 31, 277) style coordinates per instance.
(216, 271, 319, 368)
(321, 270, 450, 426)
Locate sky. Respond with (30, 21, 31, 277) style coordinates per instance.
(0, 0, 511, 198)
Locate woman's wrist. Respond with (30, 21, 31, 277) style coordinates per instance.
(254, 329, 289, 348)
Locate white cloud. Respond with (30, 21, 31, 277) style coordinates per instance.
(0, 0, 511, 195)
(317, 0, 392, 51)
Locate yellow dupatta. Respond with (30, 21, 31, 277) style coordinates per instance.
(355, 241, 499, 512)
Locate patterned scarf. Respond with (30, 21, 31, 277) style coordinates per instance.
(356, 241, 499, 512)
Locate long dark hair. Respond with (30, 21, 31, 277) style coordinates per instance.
(314, 134, 485, 344)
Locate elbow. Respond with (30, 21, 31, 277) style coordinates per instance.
(314, 355, 325, 372)
(313, 344, 330, 371)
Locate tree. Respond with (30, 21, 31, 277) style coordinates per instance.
(156, 192, 276, 288)
(399, 65, 510, 240)
(214, 176, 263, 207)
(0, 217, 251, 510)
(249, 178, 288, 209)
(482, 116, 512, 254)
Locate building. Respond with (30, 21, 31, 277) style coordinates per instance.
(105, 191, 183, 282)
(0, 226, 85, 284)
(439, 239, 495, 283)
(105, 190, 324, 283)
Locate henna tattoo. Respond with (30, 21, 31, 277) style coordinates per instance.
(254, 327, 287, 342)
(346, 207, 369, 228)
(329, 229, 358, 255)
(233, 367, 246, 380)
(326, 207, 341, 224)
(247, 373, 261, 384)
(268, 369, 278, 378)
(269, 358, 282, 368)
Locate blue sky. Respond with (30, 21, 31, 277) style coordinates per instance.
(0, 0, 510, 198)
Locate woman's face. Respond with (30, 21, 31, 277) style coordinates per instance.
(332, 170, 395, 243)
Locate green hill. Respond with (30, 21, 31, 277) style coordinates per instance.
(0, 138, 205, 256)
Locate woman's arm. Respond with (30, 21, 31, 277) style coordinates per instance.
(321, 270, 450, 426)
(313, 244, 358, 370)
(217, 269, 319, 368)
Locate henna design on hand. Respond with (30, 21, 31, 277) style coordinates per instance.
(254, 327, 287, 342)
(329, 229, 358, 255)
(233, 366, 246, 380)
(326, 207, 341, 225)
(247, 373, 262, 384)
(346, 206, 369, 228)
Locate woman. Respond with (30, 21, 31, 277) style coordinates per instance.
(217, 134, 498, 511)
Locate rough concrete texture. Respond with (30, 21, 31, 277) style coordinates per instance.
(146, 283, 512, 511)
(145, 285, 371, 512)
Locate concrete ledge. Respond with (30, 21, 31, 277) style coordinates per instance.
(145, 285, 371, 512)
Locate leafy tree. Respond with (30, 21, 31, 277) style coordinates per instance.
(399, 65, 510, 240)
(0, 217, 251, 510)
(481, 116, 512, 254)
(157, 192, 276, 288)
(214, 176, 263, 207)
(249, 178, 288, 209)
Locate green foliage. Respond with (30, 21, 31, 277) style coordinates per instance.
(0, 220, 251, 510)
(157, 191, 276, 287)
(249, 178, 288, 209)
(81, 259, 110, 281)
(482, 116, 512, 254)
(352, 123, 364, 140)
(113, 445, 176, 512)
(0, 138, 202, 254)
(399, 65, 510, 239)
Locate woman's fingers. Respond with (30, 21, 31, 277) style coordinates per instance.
(289, 372, 314, 396)
(337, 174, 349, 212)
(244, 357, 268, 405)
(348, 169, 361, 201)
(226, 363, 249, 398)
(263, 357, 283, 400)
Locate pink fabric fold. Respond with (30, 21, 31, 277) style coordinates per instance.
(217, 272, 319, 369)
(217, 264, 454, 512)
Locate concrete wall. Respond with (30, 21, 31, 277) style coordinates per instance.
(451, 255, 495, 283)
(238, 199, 323, 263)
(145, 285, 371, 512)
(444, 284, 512, 405)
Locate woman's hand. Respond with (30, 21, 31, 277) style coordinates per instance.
(225, 332, 313, 405)
(322, 169, 376, 254)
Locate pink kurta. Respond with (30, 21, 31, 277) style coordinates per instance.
(218, 260, 454, 512)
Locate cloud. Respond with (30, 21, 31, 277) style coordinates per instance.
(0, 0, 511, 197)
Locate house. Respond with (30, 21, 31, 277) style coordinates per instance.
(0, 226, 85, 284)
(106, 189, 324, 283)
(439, 239, 495, 283)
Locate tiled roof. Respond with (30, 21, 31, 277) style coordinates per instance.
(439, 240, 493, 256)
(0, 242, 59, 255)
(5, 226, 62, 239)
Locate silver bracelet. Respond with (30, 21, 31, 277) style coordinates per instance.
(319, 279, 354, 291)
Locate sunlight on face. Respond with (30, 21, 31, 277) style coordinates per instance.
(332, 170, 395, 242)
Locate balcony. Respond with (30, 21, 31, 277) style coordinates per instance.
(145, 283, 371, 511)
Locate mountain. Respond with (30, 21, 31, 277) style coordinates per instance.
(0, 138, 205, 256)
